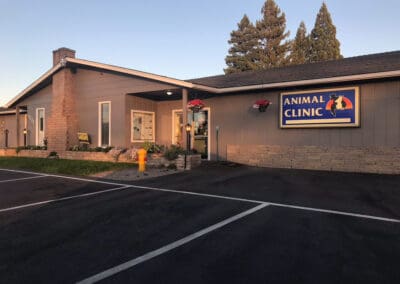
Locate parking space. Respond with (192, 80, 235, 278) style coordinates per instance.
(107, 206, 400, 284)
(0, 166, 399, 283)
(0, 174, 121, 211)
(0, 170, 41, 182)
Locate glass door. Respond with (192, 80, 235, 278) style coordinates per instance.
(191, 110, 208, 159)
(172, 109, 209, 159)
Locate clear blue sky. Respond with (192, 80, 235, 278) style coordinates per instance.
(1, 0, 399, 106)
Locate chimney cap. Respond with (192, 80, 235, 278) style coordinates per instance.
(52, 47, 76, 54)
(52, 47, 76, 66)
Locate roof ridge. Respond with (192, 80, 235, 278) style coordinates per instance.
(190, 50, 400, 81)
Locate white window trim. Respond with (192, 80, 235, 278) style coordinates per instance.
(131, 110, 156, 143)
(98, 101, 111, 147)
(171, 108, 211, 160)
(171, 109, 182, 145)
(35, 108, 45, 146)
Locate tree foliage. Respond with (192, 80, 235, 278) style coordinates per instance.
(289, 21, 310, 65)
(309, 2, 342, 62)
(254, 0, 290, 69)
(224, 14, 258, 74)
(224, 1, 343, 73)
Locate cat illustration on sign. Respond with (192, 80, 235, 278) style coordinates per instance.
(325, 93, 353, 116)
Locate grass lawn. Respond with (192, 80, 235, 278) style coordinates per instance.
(0, 157, 135, 176)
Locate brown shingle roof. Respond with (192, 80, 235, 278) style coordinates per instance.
(189, 51, 400, 88)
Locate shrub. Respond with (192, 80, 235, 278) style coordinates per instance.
(163, 145, 185, 161)
(16, 145, 47, 153)
(47, 151, 59, 159)
(142, 142, 164, 153)
(69, 146, 113, 153)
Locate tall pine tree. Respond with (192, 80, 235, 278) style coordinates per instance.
(224, 14, 258, 74)
(254, 0, 290, 69)
(309, 2, 342, 62)
(289, 21, 310, 65)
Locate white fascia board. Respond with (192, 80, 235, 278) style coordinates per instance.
(198, 70, 400, 94)
(66, 58, 196, 89)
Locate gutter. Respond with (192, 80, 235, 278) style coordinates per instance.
(0, 109, 27, 115)
(191, 70, 400, 94)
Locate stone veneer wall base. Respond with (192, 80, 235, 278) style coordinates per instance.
(227, 145, 400, 175)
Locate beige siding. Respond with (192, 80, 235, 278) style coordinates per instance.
(16, 85, 53, 146)
(0, 113, 27, 147)
(125, 95, 156, 147)
(201, 81, 400, 160)
(156, 100, 182, 146)
(74, 69, 175, 148)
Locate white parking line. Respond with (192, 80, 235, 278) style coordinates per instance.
(0, 175, 46, 183)
(268, 202, 400, 223)
(76, 203, 269, 284)
(0, 168, 399, 223)
(0, 186, 131, 213)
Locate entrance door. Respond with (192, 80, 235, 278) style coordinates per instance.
(172, 108, 210, 159)
(36, 108, 45, 146)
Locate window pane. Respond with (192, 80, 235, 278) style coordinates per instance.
(101, 103, 110, 146)
(40, 117, 44, 131)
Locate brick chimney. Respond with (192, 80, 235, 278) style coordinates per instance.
(53, 47, 76, 66)
(47, 48, 79, 152)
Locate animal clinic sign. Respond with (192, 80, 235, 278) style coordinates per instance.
(280, 87, 360, 128)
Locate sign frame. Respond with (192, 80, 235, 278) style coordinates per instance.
(280, 86, 360, 129)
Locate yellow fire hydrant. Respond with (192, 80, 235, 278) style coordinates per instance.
(137, 148, 147, 173)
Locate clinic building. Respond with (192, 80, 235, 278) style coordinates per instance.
(0, 48, 399, 174)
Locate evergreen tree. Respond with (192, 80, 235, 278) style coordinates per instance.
(224, 14, 258, 74)
(309, 2, 342, 62)
(254, 0, 290, 69)
(289, 21, 310, 65)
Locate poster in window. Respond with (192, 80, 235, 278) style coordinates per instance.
(132, 111, 154, 141)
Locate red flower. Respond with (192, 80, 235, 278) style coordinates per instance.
(253, 99, 271, 112)
(187, 99, 205, 112)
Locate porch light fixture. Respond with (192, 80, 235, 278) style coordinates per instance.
(253, 99, 271, 112)
(185, 123, 192, 152)
(185, 123, 192, 132)
(166, 91, 173, 96)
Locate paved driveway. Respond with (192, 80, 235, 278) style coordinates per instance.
(0, 163, 399, 283)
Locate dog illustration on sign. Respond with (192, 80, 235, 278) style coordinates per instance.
(326, 93, 353, 116)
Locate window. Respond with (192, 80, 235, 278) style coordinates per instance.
(131, 110, 155, 142)
(36, 108, 45, 146)
(98, 102, 111, 146)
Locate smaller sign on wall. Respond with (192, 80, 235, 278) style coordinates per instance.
(131, 110, 155, 142)
(280, 87, 360, 128)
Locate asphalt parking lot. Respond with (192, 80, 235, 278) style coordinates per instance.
(0, 163, 399, 284)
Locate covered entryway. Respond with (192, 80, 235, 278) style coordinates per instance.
(172, 108, 210, 159)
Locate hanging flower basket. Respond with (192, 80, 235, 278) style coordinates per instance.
(187, 99, 205, 113)
(253, 99, 271, 112)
